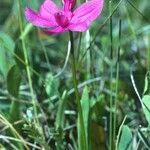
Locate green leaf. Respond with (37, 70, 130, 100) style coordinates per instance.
(55, 91, 67, 150)
(142, 95, 150, 125)
(14, 39, 25, 70)
(0, 32, 15, 77)
(7, 65, 21, 123)
(143, 72, 150, 95)
(118, 125, 132, 150)
(45, 73, 59, 97)
(81, 86, 90, 143)
(0, 32, 14, 52)
(0, 46, 9, 77)
(55, 91, 67, 128)
(7, 65, 21, 97)
(78, 86, 90, 150)
(77, 116, 87, 150)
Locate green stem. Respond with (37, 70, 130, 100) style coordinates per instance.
(69, 31, 87, 150)
(114, 20, 121, 148)
(109, 63, 113, 150)
(109, 1, 113, 150)
(18, 1, 49, 148)
(113, 62, 119, 146)
(69, 31, 80, 102)
(17, 0, 38, 124)
(77, 33, 82, 61)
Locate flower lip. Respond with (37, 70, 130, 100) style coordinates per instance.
(54, 12, 70, 28)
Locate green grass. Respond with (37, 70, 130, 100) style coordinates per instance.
(0, 0, 150, 149)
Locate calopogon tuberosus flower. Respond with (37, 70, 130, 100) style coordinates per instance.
(25, 0, 104, 34)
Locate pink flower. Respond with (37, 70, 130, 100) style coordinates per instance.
(25, 0, 104, 34)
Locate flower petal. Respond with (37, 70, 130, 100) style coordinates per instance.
(63, 0, 76, 11)
(71, 0, 104, 25)
(25, 8, 56, 28)
(39, 0, 61, 17)
(68, 22, 88, 32)
(45, 26, 67, 34)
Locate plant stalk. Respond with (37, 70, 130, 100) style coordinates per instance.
(114, 20, 121, 149)
(69, 31, 87, 150)
(109, 1, 114, 150)
(17, 0, 38, 123)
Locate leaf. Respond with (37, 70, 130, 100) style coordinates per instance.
(0, 32, 15, 77)
(14, 39, 25, 70)
(55, 91, 67, 128)
(81, 86, 90, 141)
(7, 65, 21, 97)
(78, 86, 90, 150)
(55, 90, 67, 150)
(7, 65, 21, 123)
(142, 95, 150, 125)
(0, 31, 15, 52)
(77, 116, 87, 150)
(0, 46, 9, 77)
(118, 125, 132, 150)
(45, 73, 59, 97)
(143, 72, 150, 95)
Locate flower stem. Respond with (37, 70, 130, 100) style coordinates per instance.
(69, 31, 87, 150)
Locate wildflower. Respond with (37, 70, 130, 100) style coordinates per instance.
(25, 0, 104, 34)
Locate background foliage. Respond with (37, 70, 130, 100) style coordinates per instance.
(0, 0, 150, 149)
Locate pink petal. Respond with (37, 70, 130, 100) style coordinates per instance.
(25, 8, 56, 28)
(63, 0, 76, 11)
(68, 22, 88, 32)
(45, 26, 67, 35)
(39, 0, 61, 18)
(71, 0, 104, 25)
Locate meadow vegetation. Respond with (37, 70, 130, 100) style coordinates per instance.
(0, 0, 150, 149)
